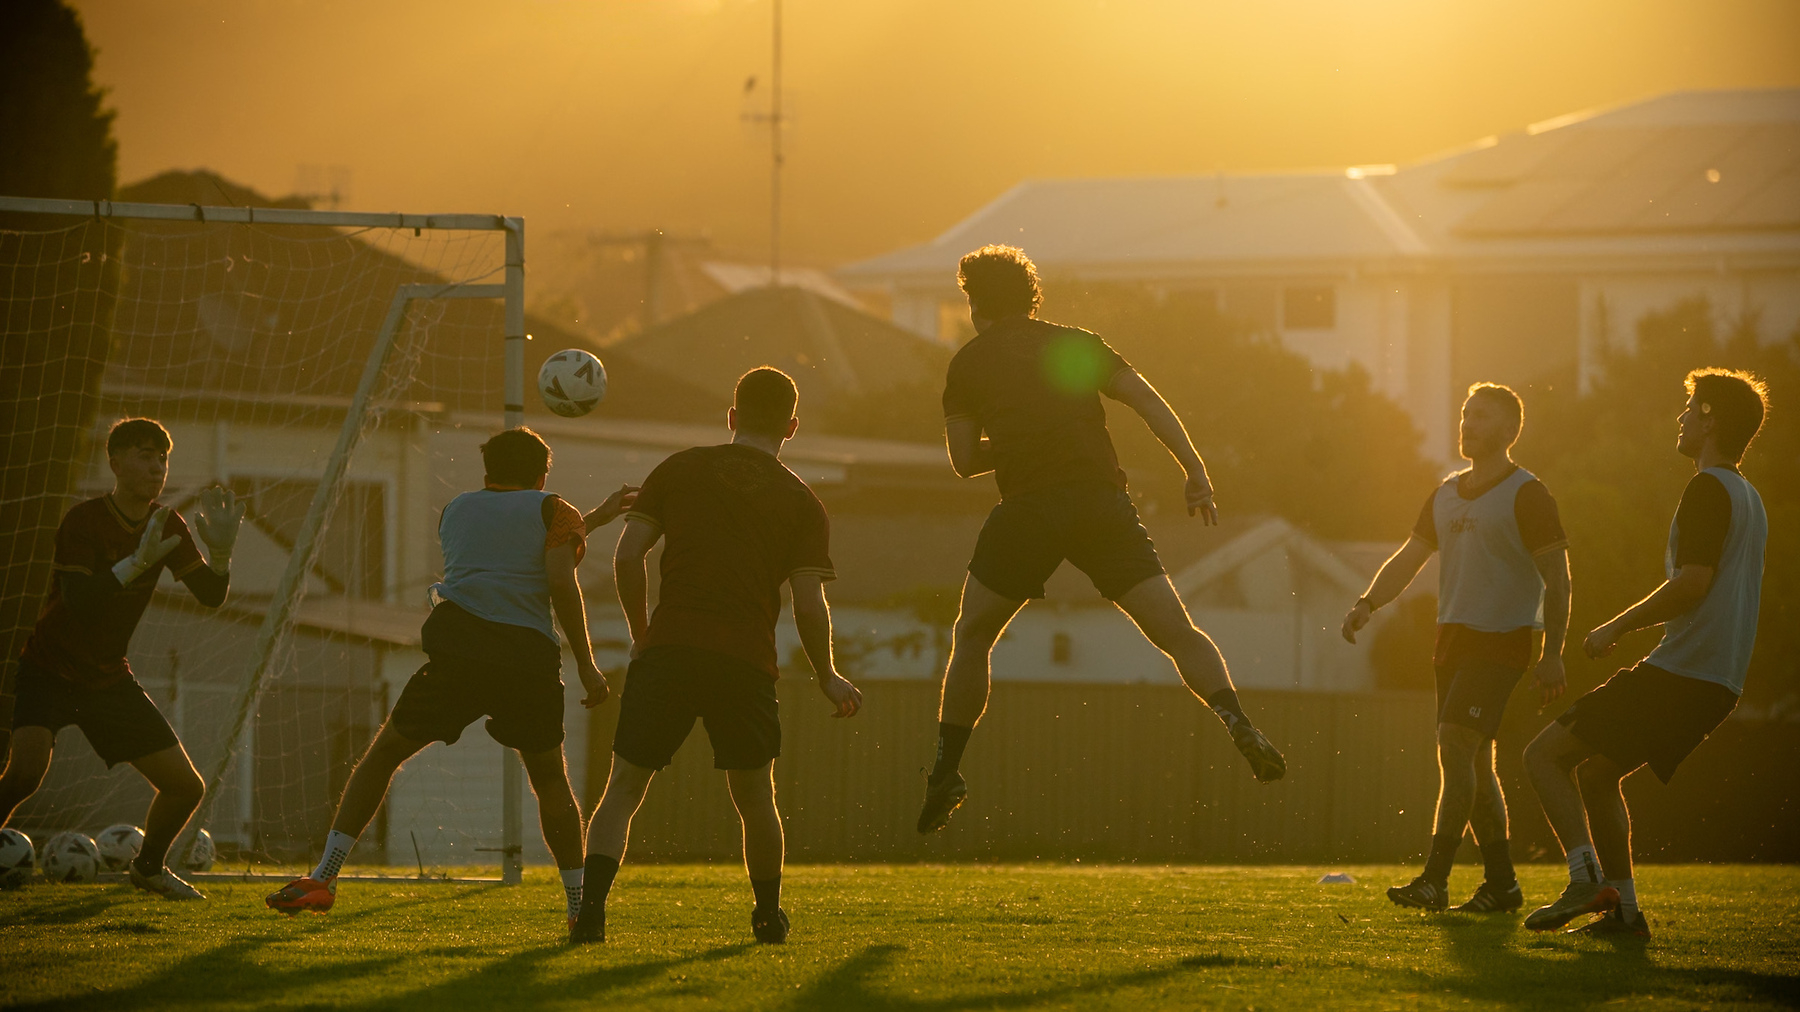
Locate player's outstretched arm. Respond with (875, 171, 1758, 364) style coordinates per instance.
(548, 541, 607, 707)
(1341, 536, 1434, 644)
(1582, 565, 1714, 659)
(584, 484, 640, 534)
(182, 487, 244, 608)
(944, 418, 996, 479)
(790, 573, 862, 718)
(1104, 369, 1217, 524)
(613, 518, 660, 656)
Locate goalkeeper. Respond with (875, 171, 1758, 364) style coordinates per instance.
(0, 418, 244, 899)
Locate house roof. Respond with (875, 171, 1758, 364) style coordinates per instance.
(839, 88, 1800, 289)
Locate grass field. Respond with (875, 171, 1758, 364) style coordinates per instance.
(2, 863, 1796, 1010)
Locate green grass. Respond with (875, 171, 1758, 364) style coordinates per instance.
(2, 864, 1796, 1010)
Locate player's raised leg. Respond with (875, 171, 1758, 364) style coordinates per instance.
(1114, 575, 1285, 781)
(1522, 721, 1617, 930)
(727, 764, 788, 943)
(125, 743, 207, 899)
(919, 574, 1023, 834)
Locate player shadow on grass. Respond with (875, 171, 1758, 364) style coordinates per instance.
(1409, 914, 1800, 1009)
(0, 891, 116, 927)
(7, 937, 404, 1012)
(789, 943, 1272, 1011)
(325, 939, 757, 1008)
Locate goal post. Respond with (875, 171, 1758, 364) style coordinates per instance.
(0, 196, 529, 883)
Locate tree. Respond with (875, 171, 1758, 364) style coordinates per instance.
(0, 0, 121, 738)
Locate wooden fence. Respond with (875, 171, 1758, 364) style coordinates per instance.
(583, 679, 1444, 863)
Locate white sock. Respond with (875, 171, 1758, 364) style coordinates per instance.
(1612, 877, 1637, 916)
(1566, 845, 1600, 884)
(312, 830, 357, 882)
(560, 867, 585, 920)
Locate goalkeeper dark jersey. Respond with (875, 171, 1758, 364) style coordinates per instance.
(20, 495, 225, 688)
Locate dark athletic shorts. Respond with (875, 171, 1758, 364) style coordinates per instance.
(968, 480, 1165, 601)
(1434, 656, 1526, 739)
(612, 645, 780, 771)
(1557, 662, 1738, 784)
(11, 660, 180, 768)
(389, 602, 566, 754)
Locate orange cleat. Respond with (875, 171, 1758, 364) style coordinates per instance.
(266, 875, 336, 915)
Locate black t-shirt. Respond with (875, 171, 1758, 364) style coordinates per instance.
(942, 317, 1132, 497)
(1673, 470, 1734, 569)
(626, 444, 835, 680)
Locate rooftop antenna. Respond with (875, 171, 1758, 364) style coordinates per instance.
(743, 0, 785, 288)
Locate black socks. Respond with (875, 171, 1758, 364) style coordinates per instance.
(1422, 830, 1462, 889)
(1203, 688, 1251, 733)
(579, 853, 620, 919)
(751, 874, 781, 914)
(930, 722, 973, 784)
(1480, 836, 1517, 889)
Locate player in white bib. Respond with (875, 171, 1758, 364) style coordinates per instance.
(1523, 369, 1769, 939)
(1343, 383, 1570, 913)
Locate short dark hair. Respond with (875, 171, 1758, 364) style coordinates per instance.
(734, 366, 798, 437)
(1687, 368, 1768, 459)
(107, 418, 172, 457)
(1465, 382, 1523, 441)
(480, 427, 552, 486)
(957, 244, 1043, 320)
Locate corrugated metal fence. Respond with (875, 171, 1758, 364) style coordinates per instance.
(585, 680, 1442, 863)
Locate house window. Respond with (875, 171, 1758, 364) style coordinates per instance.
(1051, 631, 1072, 664)
(1282, 286, 1335, 330)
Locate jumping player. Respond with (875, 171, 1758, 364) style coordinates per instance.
(0, 417, 244, 899)
(1522, 369, 1769, 939)
(915, 245, 1285, 836)
(572, 367, 863, 945)
(1342, 383, 1570, 913)
(267, 428, 635, 934)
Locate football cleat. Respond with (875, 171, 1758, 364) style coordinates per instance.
(1524, 881, 1618, 932)
(1231, 723, 1287, 782)
(266, 875, 336, 915)
(1568, 907, 1651, 940)
(569, 906, 605, 944)
(916, 771, 968, 834)
(128, 863, 206, 900)
(1387, 876, 1448, 912)
(1452, 880, 1523, 913)
(752, 906, 790, 944)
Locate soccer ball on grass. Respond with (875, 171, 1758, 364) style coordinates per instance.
(183, 828, 215, 872)
(538, 349, 608, 417)
(41, 832, 100, 883)
(0, 828, 35, 888)
(96, 824, 145, 872)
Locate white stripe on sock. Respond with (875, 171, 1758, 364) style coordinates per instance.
(1566, 845, 1600, 884)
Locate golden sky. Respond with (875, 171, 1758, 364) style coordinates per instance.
(74, 0, 1800, 266)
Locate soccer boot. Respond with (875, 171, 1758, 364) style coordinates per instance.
(1452, 880, 1524, 913)
(1231, 723, 1287, 782)
(1524, 881, 1618, 932)
(128, 863, 206, 900)
(569, 906, 605, 944)
(266, 875, 336, 915)
(1386, 876, 1448, 912)
(1568, 907, 1651, 940)
(916, 771, 968, 834)
(752, 906, 790, 944)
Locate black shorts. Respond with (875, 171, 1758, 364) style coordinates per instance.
(968, 481, 1164, 601)
(389, 602, 567, 754)
(1558, 662, 1739, 784)
(1435, 656, 1526, 739)
(612, 645, 780, 771)
(11, 660, 180, 768)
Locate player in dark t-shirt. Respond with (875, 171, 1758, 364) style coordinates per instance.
(916, 245, 1287, 837)
(1, 418, 243, 900)
(573, 368, 862, 946)
(1342, 384, 1571, 914)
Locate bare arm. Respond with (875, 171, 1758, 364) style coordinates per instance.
(789, 573, 862, 718)
(613, 518, 660, 653)
(1341, 536, 1434, 644)
(1532, 548, 1570, 704)
(584, 484, 640, 535)
(547, 541, 607, 707)
(1105, 369, 1216, 522)
(944, 417, 996, 479)
(1584, 564, 1714, 659)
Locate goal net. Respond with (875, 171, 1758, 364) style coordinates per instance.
(0, 200, 542, 875)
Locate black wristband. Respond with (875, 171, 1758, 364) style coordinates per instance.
(1357, 595, 1376, 613)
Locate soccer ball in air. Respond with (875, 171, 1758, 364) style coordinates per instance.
(183, 828, 216, 872)
(96, 824, 145, 872)
(538, 348, 608, 417)
(40, 832, 100, 883)
(0, 829, 35, 889)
